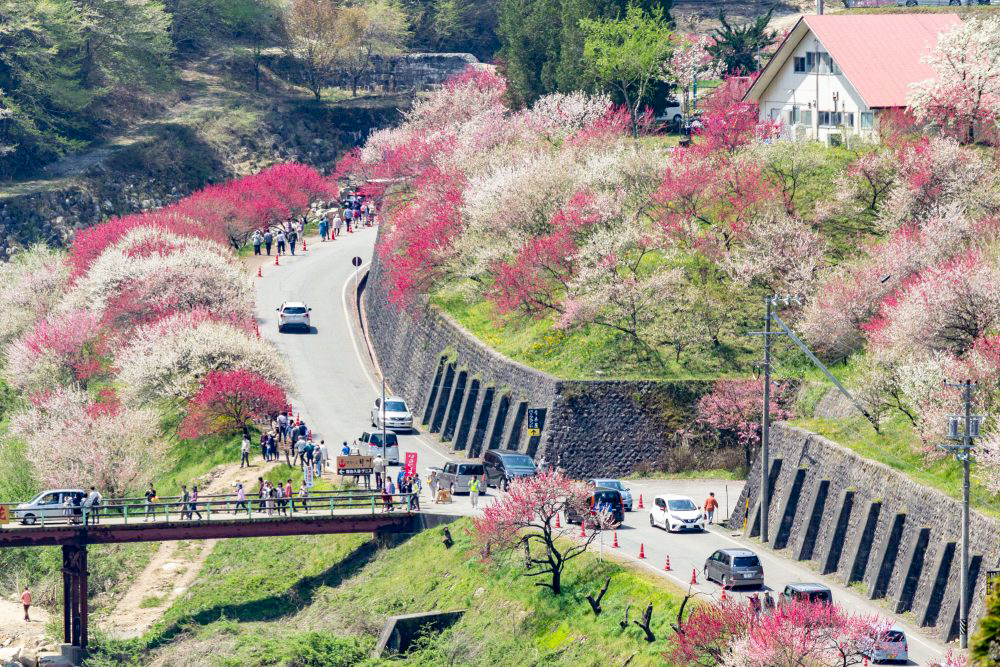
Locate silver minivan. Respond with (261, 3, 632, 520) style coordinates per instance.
(433, 461, 485, 495)
(704, 548, 764, 589)
(14, 489, 87, 525)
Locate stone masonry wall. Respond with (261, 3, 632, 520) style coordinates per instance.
(364, 227, 712, 477)
(729, 422, 1000, 642)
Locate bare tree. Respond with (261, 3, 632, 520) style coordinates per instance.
(284, 0, 343, 100)
(335, 0, 408, 96)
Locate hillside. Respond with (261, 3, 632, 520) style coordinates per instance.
(84, 519, 686, 667)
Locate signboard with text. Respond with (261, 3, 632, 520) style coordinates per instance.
(527, 408, 546, 438)
(404, 452, 417, 478)
(336, 455, 373, 476)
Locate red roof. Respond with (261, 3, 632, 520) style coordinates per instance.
(802, 13, 961, 108)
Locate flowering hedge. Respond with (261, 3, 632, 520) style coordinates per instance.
(1, 163, 323, 494)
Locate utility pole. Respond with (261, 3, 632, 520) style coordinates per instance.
(939, 380, 981, 649)
(382, 376, 388, 463)
(761, 297, 772, 544)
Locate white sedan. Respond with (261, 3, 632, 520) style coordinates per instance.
(649, 494, 707, 532)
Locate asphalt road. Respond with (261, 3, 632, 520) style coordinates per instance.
(255, 226, 949, 665)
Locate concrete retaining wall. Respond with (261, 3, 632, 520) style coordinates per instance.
(729, 422, 1000, 641)
(363, 238, 712, 477)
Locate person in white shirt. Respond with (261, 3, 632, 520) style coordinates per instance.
(240, 436, 250, 468)
(373, 455, 385, 489)
(84, 486, 102, 525)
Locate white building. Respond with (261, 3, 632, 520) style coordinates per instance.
(744, 13, 960, 143)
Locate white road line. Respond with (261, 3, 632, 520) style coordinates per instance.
(340, 262, 380, 394)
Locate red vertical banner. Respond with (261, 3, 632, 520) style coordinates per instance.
(404, 452, 417, 478)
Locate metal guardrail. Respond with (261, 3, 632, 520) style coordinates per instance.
(0, 489, 418, 528)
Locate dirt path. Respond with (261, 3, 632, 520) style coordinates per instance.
(0, 598, 51, 652)
(100, 459, 283, 639)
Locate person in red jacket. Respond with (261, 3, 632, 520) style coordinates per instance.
(703, 492, 719, 525)
(21, 586, 31, 621)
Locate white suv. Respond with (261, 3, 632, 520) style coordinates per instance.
(371, 396, 414, 431)
(276, 302, 311, 332)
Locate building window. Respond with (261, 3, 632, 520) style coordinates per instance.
(794, 57, 806, 73)
(844, 112, 855, 128)
(819, 111, 848, 127)
(801, 109, 812, 126)
(861, 112, 874, 129)
(804, 52, 839, 75)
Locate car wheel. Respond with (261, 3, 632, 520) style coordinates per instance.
(278, 324, 284, 333)
(24, 514, 36, 526)
(502, 479, 510, 492)
(721, 575, 729, 589)
(704, 566, 712, 583)
(649, 513, 655, 527)
(450, 483, 455, 496)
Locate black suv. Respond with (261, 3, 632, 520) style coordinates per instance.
(483, 451, 537, 490)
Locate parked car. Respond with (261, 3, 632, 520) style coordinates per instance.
(703, 548, 764, 589)
(13, 489, 86, 525)
(588, 479, 633, 511)
(371, 396, 414, 432)
(276, 301, 311, 332)
(434, 460, 486, 495)
(779, 583, 833, 605)
(650, 494, 706, 532)
(654, 100, 683, 131)
(357, 431, 400, 465)
(565, 487, 625, 527)
(483, 451, 537, 490)
(865, 627, 908, 664)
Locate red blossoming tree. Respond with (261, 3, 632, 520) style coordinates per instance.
(697, 378, 791, 467)
(179, 369, 287, 439)
(473, 471, 607, 595)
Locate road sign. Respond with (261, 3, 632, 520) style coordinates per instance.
(352, 256, 363, 267)
(336, 455, 373, 476)
(526, 408, 546, 438)
(404, 452, 417, 478)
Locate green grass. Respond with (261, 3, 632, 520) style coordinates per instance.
(86, 519, 688, 667)
(624, 467, 746, 481)
(793, 414, 1000, 519)
(139, 596, 165, 609)
(431, 285, 754, 381)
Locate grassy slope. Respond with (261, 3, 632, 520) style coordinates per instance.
(86, 519, 686, 667)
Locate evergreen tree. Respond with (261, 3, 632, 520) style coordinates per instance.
(708, 8, 777, 75)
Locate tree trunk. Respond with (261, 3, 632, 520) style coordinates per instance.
(550, 567, 561, 594)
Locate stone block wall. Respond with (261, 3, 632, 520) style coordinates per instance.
(364, 235, 712, 477)
(729, 423, 1000, 641)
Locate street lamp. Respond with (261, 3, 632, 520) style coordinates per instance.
(938, 380, 983, 649)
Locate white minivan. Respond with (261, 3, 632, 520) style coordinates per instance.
(649, 494, 706, 532)
(357, 431, 400, 465)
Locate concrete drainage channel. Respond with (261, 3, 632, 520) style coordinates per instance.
(373, 610, 466, 658)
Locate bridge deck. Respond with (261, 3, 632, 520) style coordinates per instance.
(0, 506, 420, 547)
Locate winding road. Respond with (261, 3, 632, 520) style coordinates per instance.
(255, 225, 951, 666)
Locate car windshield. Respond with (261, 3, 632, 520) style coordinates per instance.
(594, 491, 620, 504)
(370, 433, 398, 446)
(459, 464, 484, 475)
(595, 480, 622, 490)
(504, 455, 534, 467)
(733, 556, 760, 568)
(283, 306, 307, 314)
(668, 499, 697, 511)
(385, 401, 407, 412)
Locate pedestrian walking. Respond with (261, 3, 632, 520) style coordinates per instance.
(749, 593, 762, 616)
(276, 412, 288, 443)
(180, 485, 191, 519)
(234, 483, 248, 514)
(382, 479, 395, 512)
(763, 591, 775, 611)
(190, 485, 203, 520)
(252, 230, 262, 255)
(256, 477, 266, 512)
(63, 494, 75, 522)
(84, 486, 102, 525)
(373, 454, 385, 489)
(318, 440, 329, 476)
(263, 229, 273, 255)
(144, 483, 157, 521)
(397, 468, 405, 490)
(298, 484, 309, 512)
(241, 435, 251, 468)
(265, 482, 275, 516)
(428, 470, 439, 498)
(341, 441, 350, 456)
(703, 492, 719, 525)
(276, 230, 286, 255)
(21, 587, 31, 622)
(284, 479, 293, 513)
(288, 229, 297, 255)
(319, 218, 329, 241)
(468, 476, 480, 509)
(410, 473, 421, 510)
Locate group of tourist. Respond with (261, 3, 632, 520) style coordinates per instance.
(318, 192, 377, 242)
(380, 469, 421, 512)
(247, 477, 310, 516)
(250, 218, 305, 256)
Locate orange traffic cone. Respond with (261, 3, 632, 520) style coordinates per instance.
(255, 324, 260, 338)
(612, 531, 619, 548)
(638, 495, 644, 509)
(720, 585, 727, 601)
(690, 568, 698, 585)
(638, 543, 645, 559)
(302, 238, 308, 251)
(274, 254, 280, 266)
(257, 266, 262, 278)
(555, 514, 561, 529)
(579, 522, 586, 538)
(862, 658, 868, 667)
(664, 555, 671, 571)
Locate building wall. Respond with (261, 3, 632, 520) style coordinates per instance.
(729, 422, 1000, 641)
(757, 30, 873, 143)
